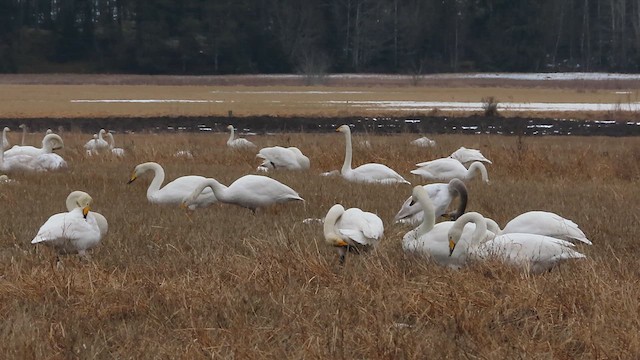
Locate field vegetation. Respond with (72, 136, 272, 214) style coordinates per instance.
(0, 130, 639, 358)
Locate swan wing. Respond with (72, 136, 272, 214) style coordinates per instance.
(394, 183, 450, 224)
(450, 147, 492, 164)
(502, 211, 591, 244)
(32, 209, 102, 254)
(411, 158, 466, 181)
(257, 147, 301, 169)
(4, 145, 40, 158)
(338, 208, 383, 246)
(30, 153, 67, 171)
(351, 163, 409, 184)
(228, 175, 303, 207)
(152, 175, 217, 205)
(229, 138, 256, 149)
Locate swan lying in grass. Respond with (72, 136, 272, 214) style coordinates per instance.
(128, 162, 217, 209)
(402, 186, 482, 269)
(0, 174, 13, 183)
(323, 204, 384, 265)
(1, 127, 10, 151)
(411, 158, 489, 183)
(182, 175, 303, 212)
(394, 179, 468, 225)
(0, 132, 66, 172)
(411, 136, 436, 147)
(84, 129, 110, 154)
(31, 191, 103, 257)
(449, 147, 492, 164)
(227, 125, 256, 149)
(4, 133, 64, 158)
(484, 211, 592, 245)
(337, 124, 410, 184)
(106, 132, 125, 157)
(448, 212, 586, 274)
(65, 191, 108, 238)
(257, 146, 310, 171)
(174, 150, 194, 159)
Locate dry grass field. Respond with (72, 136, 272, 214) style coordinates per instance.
(1, 74, 640, 120)
(0, 129, 639, 358)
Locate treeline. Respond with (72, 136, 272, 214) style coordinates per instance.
(2, 0, 640, 74)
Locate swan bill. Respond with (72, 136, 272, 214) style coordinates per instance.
(127, 174, 137, 184)
(448, 238, 456, 256)
(82, 206, 90, 218)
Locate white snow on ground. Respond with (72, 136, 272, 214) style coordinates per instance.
(71, 99, 223, 103)
(323, 72, 640, 81)
(210, 90, 371, 94)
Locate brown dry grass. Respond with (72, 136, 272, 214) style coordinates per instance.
(1, 74, 639, 120)
(1, 131, 639, 358)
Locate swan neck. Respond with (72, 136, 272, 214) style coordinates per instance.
(21, 127, 26, 145)
(453, 212, 488, 251)
(146, 163, 166, 197)
(323, 206, 343, 240)
(0, 132, 4, 165)
(341, 129, 353, 173)
(228, 127, 235, 143)
(201, 178, 228, 201)
(467, 162, 488, 182)
(107, 134, 115, 148)
(415, 188, 436, 236)
(449, 180, 468, 217)
(98, 130, 106, 142)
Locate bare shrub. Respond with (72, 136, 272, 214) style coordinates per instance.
(481, 96, 500, 117)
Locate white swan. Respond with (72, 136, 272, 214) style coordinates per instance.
(411, 158, 489, 183)
(183, 175, 303, 212)
(402, 186, 482, 269)
(128, 162, 217, 209)
(84, 129, 110, 154)
(336, 124, 410, 184)
(227, 125, 256, 149)
(31, 191, 102, 257)
(323, 204, 384, 264)
(0, 174, 13, 183)
(65, 191, 108, 238)
(106, 132, 125, 157)
(411, 136, 436, 147)
(448, 212, 586, 273)
(449, 147, 492, 164)
(174, 150, 194, 159)
(45, 129, 53, 135)
(19, 124, 27, 145)
(4, 133, 64, 158)
(394, 179, 468, 225)
(1, 127, 10, 151)
(0, 132, 66, 172)
(485, 211, 592, 245)
(256, 146, 310, 171)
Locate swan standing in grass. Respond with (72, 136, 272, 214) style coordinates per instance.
(227, 125, 256, 149)
(402, 186, 482, 269)
(31, 191, 102, 258)
(448, 212, 586, 273)
(449, 147, 492, 164)
(1, 127, 10, 151)
(411, 158, 489, 183)
(128, 162, 217, 209)
(323, 204, 384, 265)
(182, 175, 303, 212)
(106, 132, 125, 157)
(336, 124, 410, 184)
(394, 179, 468, 225)
(4, 133, 64, 158)
(84, 129, 110, 154)
(484, 211, 592, 245)
(256, 146, 310, 171)
(411, 136, 436, 147)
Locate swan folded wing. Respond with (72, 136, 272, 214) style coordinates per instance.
(155, 176, 215, 204)
(338, 209, 383, 246)
(257, 147, 300, 169)
(502, 211, 592, 245)
(32, 211, 101, 253)
(352, 163, 409, 184)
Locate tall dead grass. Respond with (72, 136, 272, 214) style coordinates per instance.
(0, 130, 639, 358)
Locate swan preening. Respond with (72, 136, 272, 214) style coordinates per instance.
(337, 125, 410, 184)
(183, 175, 303, 212)
(411, 136, 436, 147)
(323, 204, 384, 265)
(84, 129, 110, 154)
(411, 158, 489, 183)
(227, 125, 256, 149)
(485, 211, 592, 245)
(1, 132, 66, 172)
(449, 147, 492, 164)
(448, 212, 586, 273)
(128, 162, 217, 209)
(394, 179, 468, 225)
(256, 146, 310, 171)
(32, 191, 104, 257)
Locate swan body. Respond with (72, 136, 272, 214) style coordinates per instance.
(4, 133, 64, 158)
(394, 179, 468, 225)
(411, 136, 436, 147)
(128, 162, 217, 209)
(65, 191, 108, 238)
(324, 204, 384, 264)
(0, 133, 66, 172)
(448, 212, 586, 273)
(174, 150, 194, 159)
(402, 186, 482, 269)
(337, 124, 410, 184)
(1, 127, 10, 151)
(257, 146, 310, 171)
(106, 132, 125, 157)
(449, 147, 492, 164)
(31, 192, 102, 256)
(411, 158, 489, 183)
(84, 129, 110, 153)
(183, 175, 303, 211)
(227, 125, 256, 149)
(490, 211, 592, 245)
(0, 174, 13, 184)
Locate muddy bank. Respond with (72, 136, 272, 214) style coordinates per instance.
(2, 115, 639, 136)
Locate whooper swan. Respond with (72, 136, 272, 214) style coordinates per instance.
(257, 146, 310, 171)
(183, 175, 303, 212)
(128, 162, 217, 209)
(411, 136, 436, 147)
(449, 147, 492, 164)
(485, 211, 592, 245)
(324, 204, 384, 265)
(394, 179, 468, 225)
(227, 125, 256, 149)
(4, 133, 64, 158)
(336, 124, 410, 184)
(448, 212, 586, 274)
(106, 132, 125, 157)
(1, 127, 10, 151)
(84, 129, 110, 154)
(65, 191, 108, 238)
(411, 158, 489, 183)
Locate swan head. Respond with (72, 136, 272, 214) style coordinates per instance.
(99, 129, 106, 135)
(66, 191, 93, 219)
(128, 162, 160, 184)
(45, 129, 53, 135)
(226, 125, 234, 131)
(3, 127, 9, 133)
(336, 125, 351, 134)
(409, 185, 428, 206)
(18, 124, 26, 130)
(0, 175, 8, 182)
(447, 230, 462, 256)
(43, 134, 64, 150)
